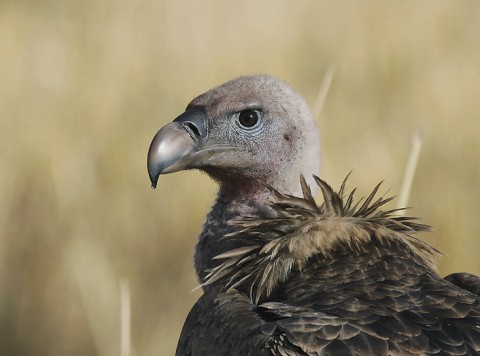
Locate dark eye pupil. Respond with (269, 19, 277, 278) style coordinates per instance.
(239, 110, 259, 128)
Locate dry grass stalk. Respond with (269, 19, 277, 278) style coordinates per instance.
(397, 130, 424, 214)
(313, 65, 336, 121)
(120, 279, 131, 356)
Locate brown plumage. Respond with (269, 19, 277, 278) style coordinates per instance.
(176, 176, 480, 355)
(203, 175, 437, 304)
(147, 75, 480, 355)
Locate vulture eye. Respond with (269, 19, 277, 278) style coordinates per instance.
(238, 110, 261, 129)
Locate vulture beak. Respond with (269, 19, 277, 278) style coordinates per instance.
(147, 108, 207, 188)
(147, 108, 232, 189)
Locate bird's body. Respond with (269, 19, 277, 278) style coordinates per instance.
(177, 178, 480, 355)
(147, 75, 480, 355)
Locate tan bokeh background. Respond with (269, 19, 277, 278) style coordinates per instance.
(1, 1, 479, 355)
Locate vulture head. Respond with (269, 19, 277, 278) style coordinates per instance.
(148, 75, 320, 198)
(148, 75, 321, 281)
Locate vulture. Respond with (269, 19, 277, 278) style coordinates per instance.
(147, 75, 480, 355)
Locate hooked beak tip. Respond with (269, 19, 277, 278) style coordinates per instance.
(150, 177, 158, 189)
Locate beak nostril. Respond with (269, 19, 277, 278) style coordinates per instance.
(173, 108, 207, 142)
(185, 122, 201, 138)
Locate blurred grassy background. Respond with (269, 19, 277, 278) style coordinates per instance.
(1, 0, 479, 355)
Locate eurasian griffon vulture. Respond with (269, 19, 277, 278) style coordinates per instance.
(148, 75, 480, 355)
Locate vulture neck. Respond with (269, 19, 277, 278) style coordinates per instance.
(194, 179, 278, 284)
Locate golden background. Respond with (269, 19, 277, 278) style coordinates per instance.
(1, 1, 479, 355)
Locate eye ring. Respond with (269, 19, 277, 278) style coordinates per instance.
(238, 109, 261, 128)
